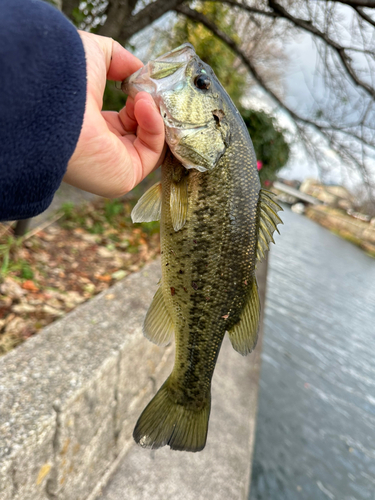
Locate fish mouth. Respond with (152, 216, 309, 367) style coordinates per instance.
(121, 43, 196, 97)
(150, 43, 196, 65)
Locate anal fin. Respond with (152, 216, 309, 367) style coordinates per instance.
(143, 286, 174, 346)
(228, 278, 260, 356)
(131, 182, 162, 223)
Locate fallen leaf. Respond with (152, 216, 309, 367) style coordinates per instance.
(42, 305, 64, 317)
(39, 233, 55, 242)
(45, 298, 63, 309)
(0, 295, 12, 308)
(0, 278, 25, 299)
(63, 291, 85, 306)
(80, 233, 98, 243)
(12, 303, 36, 314)
(5, 317, 27, 333)
(97, 247, 113, 258)
(111, 270, 127, 280)
(22, 280, 39, 292)
(95, 274, 112, 282)
(83, 283, 96, 294)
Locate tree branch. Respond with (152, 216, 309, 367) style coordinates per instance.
(209, 0, 278, 19)
(206, 0, 375, 99)
(329, 0, 375, 6)
(175, 5, 327, 128)
(119, 0, 185, 41)
(212, 0, 374, 54)
(97, 0, 127, 38)
(356, 6, 375, 26)
(267, 0, 375, 99)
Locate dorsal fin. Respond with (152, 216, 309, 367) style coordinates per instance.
(131, 182, 162, 223)
(256, 189, 283, 262)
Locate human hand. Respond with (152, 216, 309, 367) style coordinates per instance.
(64, 31, 165, 198)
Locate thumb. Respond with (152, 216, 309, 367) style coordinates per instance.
(78, 31, 144, 108)
(78, 31, 143, 82)
(97, 35, 144, 81)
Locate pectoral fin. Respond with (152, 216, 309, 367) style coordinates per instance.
(228, 278, 260, 355)
(170, 175, 188, 232)
(143, 286, 174, 346)
(256, 189, 283, 262)
(131, 182, 162, 223)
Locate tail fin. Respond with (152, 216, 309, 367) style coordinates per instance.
(133, 381, 210, 452)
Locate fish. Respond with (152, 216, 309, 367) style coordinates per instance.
(122, 43, 282, 452)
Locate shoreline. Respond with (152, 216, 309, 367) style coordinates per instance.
(303, 204, 375, 258)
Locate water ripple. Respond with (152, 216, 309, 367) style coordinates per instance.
(250, 208, 375, 500)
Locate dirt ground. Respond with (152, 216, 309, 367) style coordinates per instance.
(0, 197, 160, 355)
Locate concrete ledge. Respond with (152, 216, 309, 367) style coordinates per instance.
(98, 336, 263, 500)
(98, 258, 267, 500)
(0, 260, 173, 500)
(0, 258, 267, 500)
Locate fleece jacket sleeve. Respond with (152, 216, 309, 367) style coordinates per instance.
(0, 0, 87, 222)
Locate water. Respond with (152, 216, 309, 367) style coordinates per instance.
(250, 208, 375, 500)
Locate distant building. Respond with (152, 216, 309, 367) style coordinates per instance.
(300, 179, 354, 211)
(277, 178, 301, 190)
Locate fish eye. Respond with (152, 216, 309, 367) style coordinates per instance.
(194, 74, 211, 90)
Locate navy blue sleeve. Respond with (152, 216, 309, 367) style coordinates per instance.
(0, 0, 87, 221)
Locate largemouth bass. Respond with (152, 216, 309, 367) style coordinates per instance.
(122, 43, 282, 452)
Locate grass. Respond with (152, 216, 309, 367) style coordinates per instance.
(0, 235, 24, 276)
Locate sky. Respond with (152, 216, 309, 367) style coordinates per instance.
(279, 35, 326, 183)
(241, 33, 325, 185)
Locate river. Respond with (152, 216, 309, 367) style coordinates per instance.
(250, 208, 375, 500)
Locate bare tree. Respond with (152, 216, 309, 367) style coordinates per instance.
(63, 0, 375, 205)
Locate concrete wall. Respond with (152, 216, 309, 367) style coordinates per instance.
(0, 258, 267, 500)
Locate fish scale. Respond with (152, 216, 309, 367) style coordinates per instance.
(123, 43, 282, 451)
